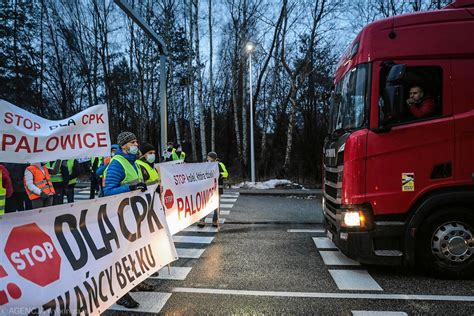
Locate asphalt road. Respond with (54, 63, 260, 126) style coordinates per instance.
(86, 190, 474, 315)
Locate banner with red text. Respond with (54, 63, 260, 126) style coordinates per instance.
(159, 162, 219, 235)
(0, 99, 110, 163)
(0, 185, 177, 315)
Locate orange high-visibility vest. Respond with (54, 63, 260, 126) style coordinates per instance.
(24, 165, 55, 200)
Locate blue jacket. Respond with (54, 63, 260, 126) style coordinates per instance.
(103, 149, 139, 196)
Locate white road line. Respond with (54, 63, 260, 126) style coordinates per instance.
(150, 266, 192, 280)
(220, 210, 230, 216)
(184, 226, 219, 233)
(287, 229, 325, 233)
(312, 237, 337, 250)
(329, 270, 383, 291)
(172, 235, 214, 244)
(220, 198, 237, 203)
(176, 248, 205, 259)
(319, 251, 360, 266)
(221, 194, 238, 198)
(171, 288, 474, 302)
(220, 203, 234, 209)
(205, 218, 225, 224)
(78, 190, 90, 194)
(108, 292, 171, 313)
(352, 311, 408, 316)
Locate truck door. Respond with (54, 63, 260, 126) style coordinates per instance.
(366, 60, 454, 217)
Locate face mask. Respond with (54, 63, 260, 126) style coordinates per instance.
(177, 147, 182, 152)
(129, 146, 139, 155)
(146, 154, 155, 164)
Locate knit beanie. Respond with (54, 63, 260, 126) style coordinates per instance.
(117, 131, 137, 146)
(207, 151, 218, 160)
(139, 142, 155, 155)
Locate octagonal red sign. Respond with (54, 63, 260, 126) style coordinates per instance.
(164, 189, 174, 209)
(4, 223, 61, 287)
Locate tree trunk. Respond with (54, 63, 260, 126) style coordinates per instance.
(208, 0, 215, 152)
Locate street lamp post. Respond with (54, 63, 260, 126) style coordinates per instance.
(246, 43, 256, 183)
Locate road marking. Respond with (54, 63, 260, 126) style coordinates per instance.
(205, 218, 225, 224)
(319, 251, 360, 266)
(150, 266, 192, 280)
(74, 196, 90, 200)
(184, 226, 219, 233)
(329, 270, 383, 291)
(221, 194, 238, 198)
(352, 312, 408, 316)
(220, 198, 237, 203)
(176, 248, 205, 259)
(172, 235, 214, 244)
(78, 190, 90, 194)
(220, 210, 230, 215)
(220, 203, 234, 209)
(171, 288, 474, 302)
(287, 229, 325, 233)
(108, 292, 171, 313)
(223, 192, 239, 196)
(312, 237, 337, 250)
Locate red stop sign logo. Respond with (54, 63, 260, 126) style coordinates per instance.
(4, 223, 61, 287)
(164, 189, 174, 209)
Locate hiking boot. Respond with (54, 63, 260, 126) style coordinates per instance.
(116, 293, 139, 309)
(197, 221, 205, 228)
(130, 281, 155, 292)
(212, 221, 218, 227)
(151, 271, 159, 277)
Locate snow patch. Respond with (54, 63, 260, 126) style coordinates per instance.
(231, 179, 305, 190)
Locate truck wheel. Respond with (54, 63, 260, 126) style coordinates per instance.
(417, 207, 474, 279)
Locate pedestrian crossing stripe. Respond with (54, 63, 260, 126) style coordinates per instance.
(108, 292, 171, 313)
(329, 270, 383, 291)
(205, 218, 225, 224)
(220, 198, 237, 203)
(150, 266, 192, 280)
(172, 235, 214, 244)
(184, 226, 219, 233)
(319, 250, 360, 266)
(220, 210, 230, 215)
(176, 248, 205, 259)
(220, 203, 234, 209)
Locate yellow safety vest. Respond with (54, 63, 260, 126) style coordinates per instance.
(219, 162, 229, 179)
(0, 170, 6, 215)
(103, 155, 143, 187)
(47, 160, 63, 183)
(135, 159, 160, 185)
(67, 159, 77, 185)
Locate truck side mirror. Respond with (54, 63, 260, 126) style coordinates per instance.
(387, 64, 406, 84)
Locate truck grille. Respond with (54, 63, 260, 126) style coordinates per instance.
(323, 164, 342, 204)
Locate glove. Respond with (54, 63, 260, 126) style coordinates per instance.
(40, 191, 49, 200)
(130, 182, 147, 192)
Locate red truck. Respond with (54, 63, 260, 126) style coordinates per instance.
(323, 0, 474, 278)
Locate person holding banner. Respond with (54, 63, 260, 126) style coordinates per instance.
(103, 131, 155, 308)
(198, 151, 229, 228)
(4, 163, 31, 212)
(23, 162, 55, 209)
(162, 141, 175, 162)
(136, 142, 160, 185)
(172, 143, 186, 162)
(96, 144, 119, 196)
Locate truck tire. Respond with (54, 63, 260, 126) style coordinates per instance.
(417, 207, 474, 279)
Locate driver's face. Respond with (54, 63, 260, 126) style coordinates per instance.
(409, 87, 423, 102)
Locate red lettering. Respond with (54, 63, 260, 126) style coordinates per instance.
(83, 133, 95, 148)
(34, 122, 41, 131)
(89, 114, 96, 123)
(191, 196, 196, 215)
(97, 113, 104, 124)
(196, 192, 201, 212)
(1, 134, 16, 150)
(60, 134, 76, 150)
(46, 136, 59, 151)
(16, 136, 31, 153)
(4, 112, 13, 124)
(81, 114, 88, 125)
(23, 118, 33, 129)
(96, 132, 107, 147)
(184, 196, 192, 218)
(33, 137, 43, 153)
(177, 198, 184, 220)
(15, 114, 23, 126)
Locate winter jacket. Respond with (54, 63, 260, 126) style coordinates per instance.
(103, 149, 140, 196)
(0, 164, 13, 198)
(4, 163, 29, 193)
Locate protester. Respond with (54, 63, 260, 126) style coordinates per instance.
(4, 163, 31, 213)
(172, 143, 186, 161)
(103, 131, 155, 308)
(162, 141, 175, 162)
(24, 162, 55, 209)
(136, 142, 160, 186)
(0, 163, 13, 215)
(96, 144, 119, 196)
(46, 159, 67, 205)
(198, 151, 229, 228)
(89, 156, 102, 199)
(65, 159, 80, 203)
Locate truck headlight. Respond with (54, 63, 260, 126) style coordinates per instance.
(339, 205, 373, 230)
(343, 211, 364, 227)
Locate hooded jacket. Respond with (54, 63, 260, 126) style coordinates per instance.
(103, 148, 140, 196)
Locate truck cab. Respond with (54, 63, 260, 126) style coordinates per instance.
(323, 0, 474, 278)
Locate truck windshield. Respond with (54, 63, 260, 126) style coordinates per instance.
(329, 64, 369, 134)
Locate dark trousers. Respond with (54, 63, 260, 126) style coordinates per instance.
(52, 183, 64, 205)
(66, 184, 75, 203)
(90, 175, 99, 199)
(31, 196, 53, 209)
(5, 192, 32, 213)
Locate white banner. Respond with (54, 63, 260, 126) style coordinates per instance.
(159, 162, 220, 235)
(0, 185, 177, 315)
(0, 100, 111, 163)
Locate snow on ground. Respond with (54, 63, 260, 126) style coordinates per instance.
(231, 179, 305, 190)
